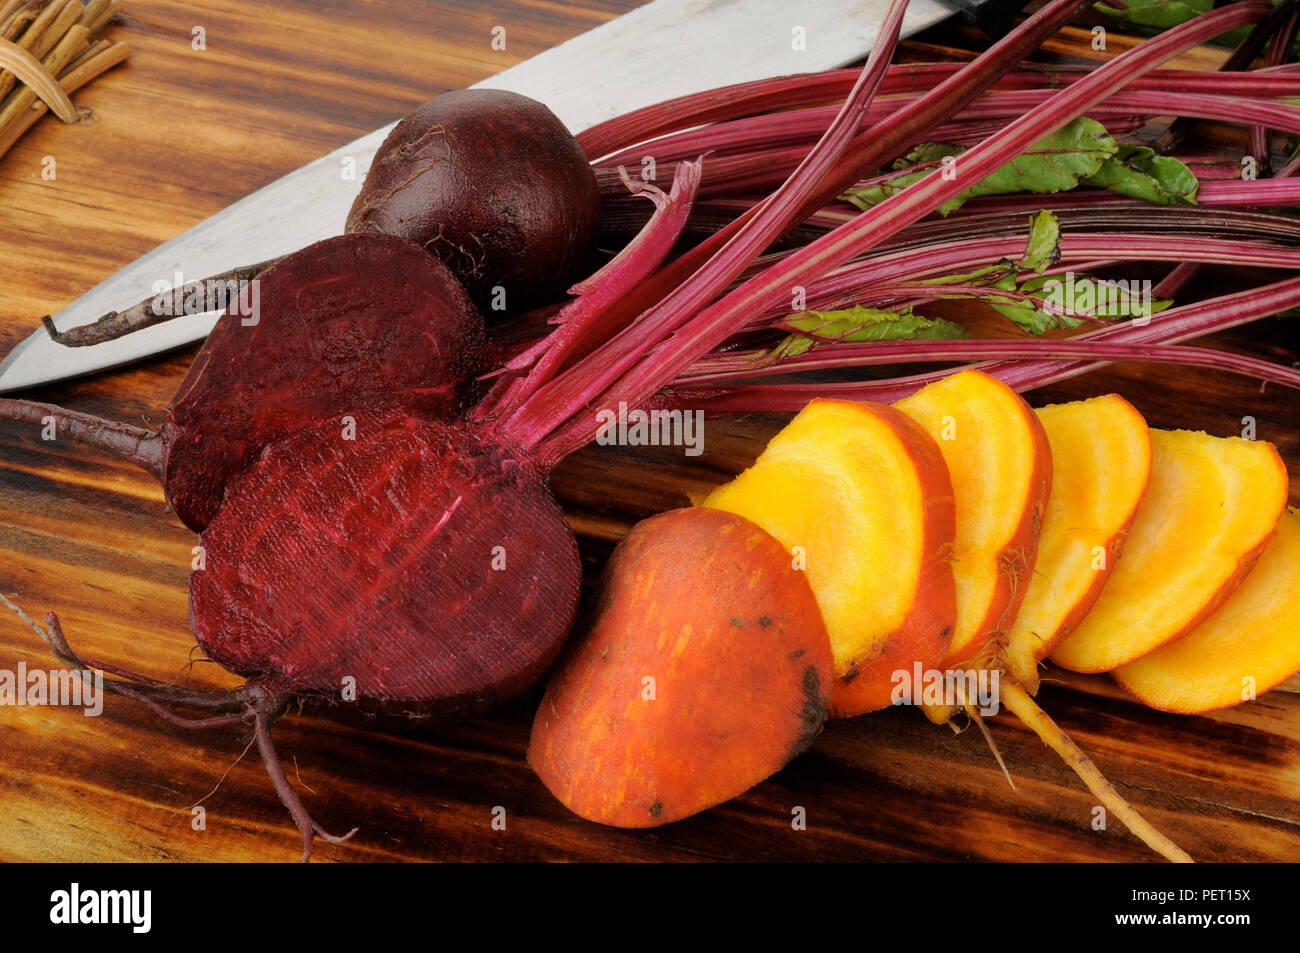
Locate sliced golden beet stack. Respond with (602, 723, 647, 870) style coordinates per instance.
(702, 398, 956, 717)
(1050, 429, 1289, 674)
(704, 385, 1188, 861)
(888, 378, 1189, 860)
(894, 369, 1053, 670)
(1003, 395, 1153, 691)
(1114, 508, 1300, 714)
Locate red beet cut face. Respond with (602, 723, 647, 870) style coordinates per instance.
(190, 412, 581, 718)
(163, 232, 487, 532)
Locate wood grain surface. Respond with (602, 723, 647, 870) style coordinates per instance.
(1, 0, 1298, 863)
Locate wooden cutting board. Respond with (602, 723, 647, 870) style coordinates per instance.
(1, 0, 1297, 863)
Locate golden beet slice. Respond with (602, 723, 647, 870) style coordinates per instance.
(1114, 508, 1300, 713)
(1004, 395, 1152, 689)
(1051, 429, 1289, 674)
(528, 508, 833, 828)
(894, 369, 1052, 666)
(703, 399, 956, 717)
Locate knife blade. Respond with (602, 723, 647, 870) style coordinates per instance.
(0, 0, 953, 393)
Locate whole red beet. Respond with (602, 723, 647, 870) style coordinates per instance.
(346, 89, 601, 312)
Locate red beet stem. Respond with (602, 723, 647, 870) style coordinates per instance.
(0, 398, 165, 479)
(579, 64, 1300, 160)
(779, 204, 1300, 254)
(671, 272, 1300, 410)
(569, 0, 1093, 338)
(502, 0, 1107, 460)
(533, 1, 1271, 463)
(594, 90, 1300, 198)
(676, 340, 1300, 390)
(774, 233, 1300, 327)
(477, 159, 702, 420)
(786, 280, 1117, 326)
(502, 0, 914, 460)
(952, 177, 1300, 213)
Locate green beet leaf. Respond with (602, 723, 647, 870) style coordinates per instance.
(1083, 145, 1199, 205)
(842, 118, 1118, 216)
(769, 306, 969, 360)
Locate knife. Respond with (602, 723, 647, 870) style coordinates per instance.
(0, 0, 956, 393)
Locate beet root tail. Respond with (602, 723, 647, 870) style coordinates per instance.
(0, 595, 249, 721)
(42, 258, 280, 347)
(1, 595, 356, 861)
(0, 398, 165, 481)
(252, 698, 358, 863)
(998, 680, 1194, 863)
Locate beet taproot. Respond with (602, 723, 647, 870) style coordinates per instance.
(346, 89, 601, 312)
(5, 408, 582, 861)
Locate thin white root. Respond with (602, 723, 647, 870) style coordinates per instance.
(964, 700, 1017, 791)
(951, 675, 1016, 790)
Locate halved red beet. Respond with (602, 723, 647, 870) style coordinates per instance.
(7, 233, 487, 533)
(190, 410, 582, 719)
(75, 231, 485, 532)
(346, 89, 601, 311)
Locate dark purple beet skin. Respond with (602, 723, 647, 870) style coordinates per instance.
(189, 411, 582, 720)
(346, 89, 601, 312)
(162, 232, 487, 532)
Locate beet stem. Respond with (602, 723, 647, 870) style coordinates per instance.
(598, 89, 1300, 199)
(572, 2, 1272, 451)
(0, 397, 165, 480)
(1155, 7, 1300, 298)
(579, 61, 1300, 163)
(43, 258, 280, 347)
(511, 0, 1115, 461)
(507, 0, 916, 459)
(673, 272, 1300, 411)
(1168, 0, 1300, 158)
(603, 0, 1093, 322)
(1249, 2, 1300, 171)
(479, 160, 701, 420)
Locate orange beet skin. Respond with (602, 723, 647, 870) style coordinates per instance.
(528, 508, 833, 828)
